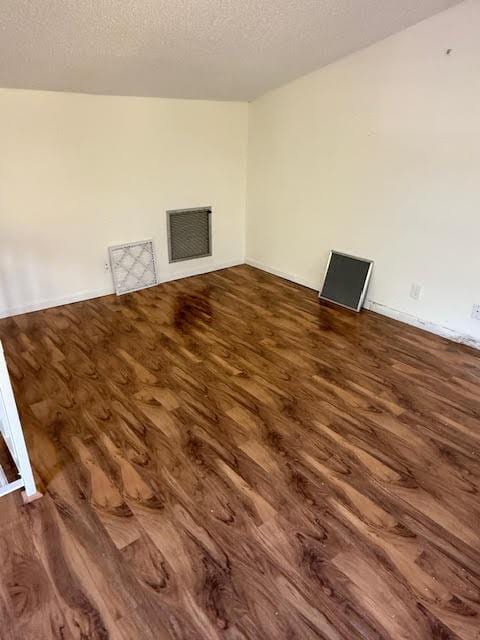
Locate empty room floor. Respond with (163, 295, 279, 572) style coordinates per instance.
(0, 265, 479, 640)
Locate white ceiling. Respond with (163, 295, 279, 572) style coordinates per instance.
(0, 0, 461, 101)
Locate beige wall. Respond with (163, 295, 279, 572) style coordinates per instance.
(0, 89, 248, 316)
(246, 0, 480, 344)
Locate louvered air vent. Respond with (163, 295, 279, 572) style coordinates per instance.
(167, 207, 212, 263)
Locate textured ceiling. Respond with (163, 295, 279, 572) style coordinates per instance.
(0, 0, 461, 101)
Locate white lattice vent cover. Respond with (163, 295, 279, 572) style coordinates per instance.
(109, 239, 158, 295)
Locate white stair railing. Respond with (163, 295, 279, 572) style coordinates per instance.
(0, 340, 41, 503)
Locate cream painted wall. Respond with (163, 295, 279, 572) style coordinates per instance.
(0, 89, 247, 317)
(247, 0, 480, 345)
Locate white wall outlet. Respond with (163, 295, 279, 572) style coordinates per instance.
(410, 283, 423, 301)
(104, 262, 110, 271)
(471, 304, 480, 320)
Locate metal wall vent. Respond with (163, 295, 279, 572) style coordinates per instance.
(109, 239, 158, 295)
(167, 207, 212, 263)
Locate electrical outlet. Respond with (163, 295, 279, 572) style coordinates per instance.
(471, 304, 480, 320)
(104, 262, 110, 271)
(410, 283, 423, 301)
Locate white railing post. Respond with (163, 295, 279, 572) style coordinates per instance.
(0, 340, 41, 503)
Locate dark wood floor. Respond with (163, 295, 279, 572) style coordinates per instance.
(0, 265, 479, 640)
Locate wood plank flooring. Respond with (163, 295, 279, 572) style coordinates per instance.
(0, 264, 479, 639)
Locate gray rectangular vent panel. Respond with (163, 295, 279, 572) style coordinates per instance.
(167, 207, 212, 263)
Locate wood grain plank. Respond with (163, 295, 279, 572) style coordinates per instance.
(0, 264, 479, 639)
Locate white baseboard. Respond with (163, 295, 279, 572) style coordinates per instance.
(245, 258, 319, 291)
(364, 300, 480, 350)
(0, 286, 115, 319)
(0, 259, 244, 319)
(246, 258, 480, 351)
(160, 259, 244, 285)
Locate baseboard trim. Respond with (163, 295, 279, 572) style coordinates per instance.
(0, 259, 244, 319)
(0, 286, 115, 319)
(160, 259, 244, 284)
(245, 258, 319, 291)
(246, 258, 480, 351)
(364, 300, 480, 350)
